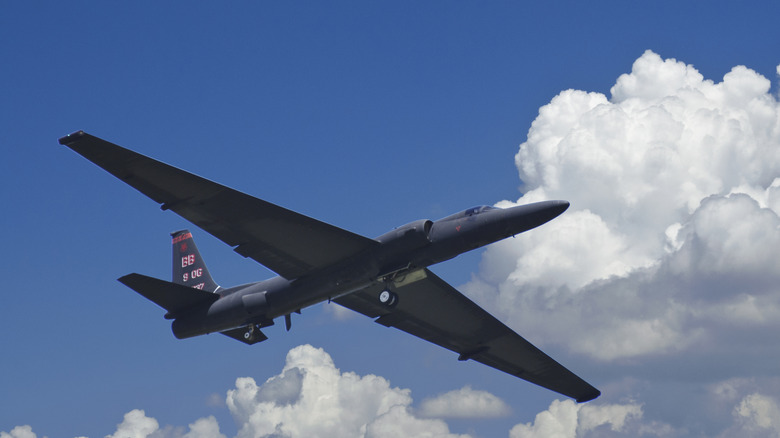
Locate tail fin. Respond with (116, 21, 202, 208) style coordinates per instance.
(171, 230, 220, 292)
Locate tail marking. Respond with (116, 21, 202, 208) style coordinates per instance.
(171, 229, 220, 292)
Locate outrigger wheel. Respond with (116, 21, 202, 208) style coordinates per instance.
(378, 290, 398, 307)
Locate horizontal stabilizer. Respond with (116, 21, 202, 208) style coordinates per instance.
(118, 273, 219, 315)
(221, 326, 268, 345)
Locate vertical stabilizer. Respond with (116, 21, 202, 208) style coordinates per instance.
(171, 230, 219, 292)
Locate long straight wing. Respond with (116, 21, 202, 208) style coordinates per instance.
(335, 269, 600, 402)
(59, 131, 378, 279)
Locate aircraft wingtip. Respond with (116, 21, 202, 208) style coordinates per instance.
(58, 130, 86, 146)
(576, 390, 601, 403)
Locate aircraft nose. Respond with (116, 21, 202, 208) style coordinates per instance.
(503, 200, 570, 235)
(549, 200, 570, 216)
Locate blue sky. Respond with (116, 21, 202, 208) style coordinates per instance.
(3, 2, 780, 437)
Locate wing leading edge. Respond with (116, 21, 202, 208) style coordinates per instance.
(58, 131, 378, 279)
(335, 269, 600, 403)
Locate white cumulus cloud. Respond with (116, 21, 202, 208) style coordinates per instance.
(226, 344, 470, 438)
(731, 393, 780, 436)
(459, 50, 780, 436)
(0, 426, 37, 438)
(105, 410, 159, 438)
(4, 344, 476, 438)
(509, 399, 643, 438)
(99, 409, 227, 438)
(464, 50, 780, 365)
(418, 385, 511, 419)
(180, 416, 227, 438)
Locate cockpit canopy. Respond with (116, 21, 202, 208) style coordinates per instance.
(438, 205, 497, 222)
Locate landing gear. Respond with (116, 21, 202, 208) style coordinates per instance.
(222, 324, 268, 345)
(244, 325, 256, 340)
(378, 290, 398, 307)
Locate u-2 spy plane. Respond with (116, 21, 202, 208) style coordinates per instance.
(59, 131, 599, 403)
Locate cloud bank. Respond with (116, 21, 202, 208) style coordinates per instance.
(4, 347, 777, 438)
(2, 346, 475, 438)
(463, 50, 780, 435)
(467, 51, 780, 362)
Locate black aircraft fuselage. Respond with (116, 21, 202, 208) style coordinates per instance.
(171, 201, 569, 340)
(59, 131, 600, 403)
